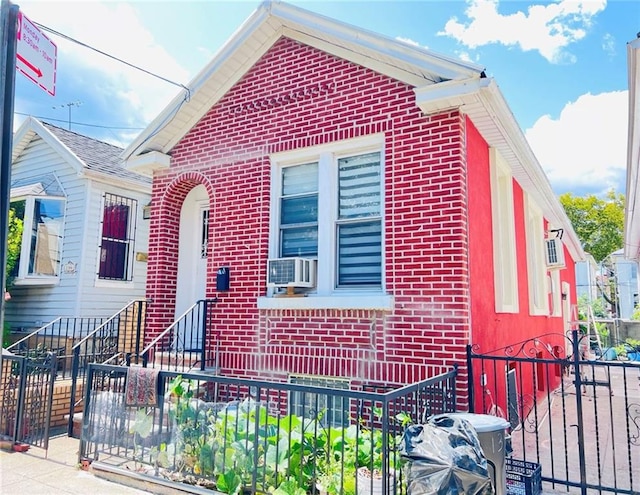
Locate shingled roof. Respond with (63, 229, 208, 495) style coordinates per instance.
(41, 122, 151, 185)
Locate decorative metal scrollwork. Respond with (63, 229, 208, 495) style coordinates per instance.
(471, 332, 568, 358)
(629, 403, 640, 446)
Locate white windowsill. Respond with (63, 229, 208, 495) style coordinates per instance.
(257, 293, 394, 310)
(95, 279, 134, 289)
(12, 277, 59, 287)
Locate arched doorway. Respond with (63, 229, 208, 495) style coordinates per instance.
(175, 185, 209, 349)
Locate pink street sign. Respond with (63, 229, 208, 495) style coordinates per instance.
(16, 10, 57, 96)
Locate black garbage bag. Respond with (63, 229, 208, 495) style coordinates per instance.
(399, 415, 494, 495)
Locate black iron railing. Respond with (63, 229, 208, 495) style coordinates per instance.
(0, 353, 57, 450)
(139, 298, 217, 372)
(467, 330, 640, 495)
(79, 363, 458, 495)
(7, 317, 107, 379)
(66, 299, 147, 435)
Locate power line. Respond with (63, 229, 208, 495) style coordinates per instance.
(33, 21, 191, 95)
(15, 111, 145, 130)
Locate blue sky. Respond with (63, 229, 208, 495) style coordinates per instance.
(12, 0, 640, 197)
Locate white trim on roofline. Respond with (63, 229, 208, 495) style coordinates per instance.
(12, 117, 86, 175)
(625, 37, 640, 260)
(124, 151, 171, 177)
(122, 0, 484, 163)
(83, 170, 152, 194)
(415, 77, 585, 263)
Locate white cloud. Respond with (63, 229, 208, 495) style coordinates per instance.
(525, 91, 627, 194)
(439, 0, 606, 64)
(18, 1, 190, 126)
(602, 33, 616, 57)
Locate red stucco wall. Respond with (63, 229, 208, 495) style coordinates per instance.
(465, 116, 578, 413)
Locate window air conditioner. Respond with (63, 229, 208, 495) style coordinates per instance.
(267, 257, 316, 288)
(545, 238, 565, 269)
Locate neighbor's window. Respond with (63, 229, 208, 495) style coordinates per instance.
(272, 136, 383, 294)
(98, 193, 137, 281)
(10, 196, 65, 283)
(289, 375, 349, 427)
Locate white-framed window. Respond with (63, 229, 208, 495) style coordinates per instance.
(490, 148, 518, 313)
(289, 375, 350, 427)
(524, 193, 548, 315)
(98, 193, 137, 281)
(9, 195, 65, 285)
(270, 135, 384, 295)
(549, 270, 562, 317)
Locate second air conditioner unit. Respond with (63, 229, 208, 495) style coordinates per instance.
(545, 237, 565, 269)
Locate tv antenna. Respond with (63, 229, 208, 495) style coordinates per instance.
(52, 101, 83, 130)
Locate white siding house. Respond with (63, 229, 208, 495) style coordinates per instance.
(6, 117, 151, 332)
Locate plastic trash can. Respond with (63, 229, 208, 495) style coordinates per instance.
(442, 413, 510, 495)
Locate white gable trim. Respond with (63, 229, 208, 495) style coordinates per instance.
(123, 1, 484, 162)
(625, 37, 640, 260)
(415, 77, 584, 263)
(124, 150, 171, 176)
(12, 117, 85, 175)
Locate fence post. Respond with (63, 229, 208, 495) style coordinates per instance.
(571, 329, 588, 495)
(466, 345, 474, 413)
(200, 300, 207, 371)
(68, 346, 81, 436)
(134, 301, 141, 361)
(13, 356, 26, 443)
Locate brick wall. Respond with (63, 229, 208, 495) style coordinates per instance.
(145, 38, 471, 390)
(51, 380, 84, 427)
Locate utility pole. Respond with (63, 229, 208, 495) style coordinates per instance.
(0, 0, 18, 357)
(53, 101, 82, 130)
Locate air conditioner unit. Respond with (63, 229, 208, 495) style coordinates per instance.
(267, 257, 316, 288)
(545, 238, 565, 269)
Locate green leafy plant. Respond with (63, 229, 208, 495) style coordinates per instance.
(159, 377, 410, 495)
(613, 338, 640, 359)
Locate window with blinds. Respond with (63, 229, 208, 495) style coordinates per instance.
(337, 152, 381, 286)
(271, 136, 384, 294)
(280, 163, 318, 257)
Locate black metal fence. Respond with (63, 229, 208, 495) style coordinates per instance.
(79, 363, 458, 495)
(67, 299, 147, 435)
(0, 353, 57, 450)
(139, 298, 217, 371)
(7, 317, 107, 379)
(467, 330, 640, 495)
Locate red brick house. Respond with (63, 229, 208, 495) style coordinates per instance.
(123, 2, 584, 405)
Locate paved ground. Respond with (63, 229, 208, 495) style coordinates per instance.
(0, 429, 153, 495)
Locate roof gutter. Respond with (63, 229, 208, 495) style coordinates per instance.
(625, 38, 640, 260)
(415, 77, 585, 262)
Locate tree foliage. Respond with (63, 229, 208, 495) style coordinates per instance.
(559, 190, 624, 263)
(7, 208, 23, 284)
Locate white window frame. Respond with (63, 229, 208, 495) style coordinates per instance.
(549, 270, 562, 317)
(260, 135, 392, 310)
(490, 148, 518, 313)
(10, 194, 66, 286)
(524, 193, 549, 315)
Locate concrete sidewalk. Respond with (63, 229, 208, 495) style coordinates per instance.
(0, 431, 152, 495)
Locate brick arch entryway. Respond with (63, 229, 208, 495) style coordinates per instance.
(145, 173, 214, 343)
